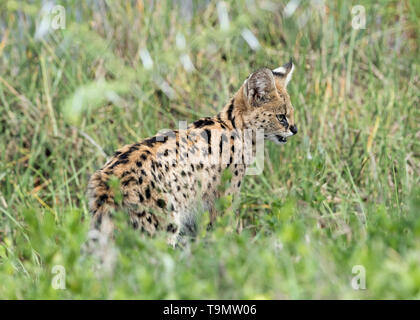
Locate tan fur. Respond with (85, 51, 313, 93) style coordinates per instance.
(87, 62, 297, 246)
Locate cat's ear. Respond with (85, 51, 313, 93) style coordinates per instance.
(272, 58, 295, 88)
(243, 68, 276, 107)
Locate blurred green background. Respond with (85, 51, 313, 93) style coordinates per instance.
(0, 0, 419, 299)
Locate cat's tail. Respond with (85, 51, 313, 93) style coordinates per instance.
(84, 170, 117, 273)
(87, 170, 116, 230)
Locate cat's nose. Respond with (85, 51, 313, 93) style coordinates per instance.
(290, 125, 298, 135)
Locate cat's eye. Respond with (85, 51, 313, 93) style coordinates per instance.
(276, 114, 288, 127)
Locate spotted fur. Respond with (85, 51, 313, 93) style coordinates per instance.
(87, 60, 297, 246)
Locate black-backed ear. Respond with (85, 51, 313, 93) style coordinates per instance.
(244, 68, 276, 107)
(272, 58, 295, 88)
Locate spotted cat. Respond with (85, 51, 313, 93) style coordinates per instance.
(87, 59, 297, 246)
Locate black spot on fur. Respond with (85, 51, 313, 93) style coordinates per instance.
(143, 136, 167, 147)
(121, 171, 131, 178)
(109, 159, 129, 169)
(204, 129, 212, 154)
(227, 99, 234, 122)
(145, 187, 151, 199)
(216, 114, 228, 128)
(122, 177, 135, 186)
(194, 118, 215, 128)
(157, 199, 166, 208)
(167, 223, 177, 233)
(129, 145, 139, 152)
(98, 180, 109, 191)
(119, 152, 130, 160)
(96, 194, 108, 207)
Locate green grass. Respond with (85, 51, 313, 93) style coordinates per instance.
(0, 0, 419, 299)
